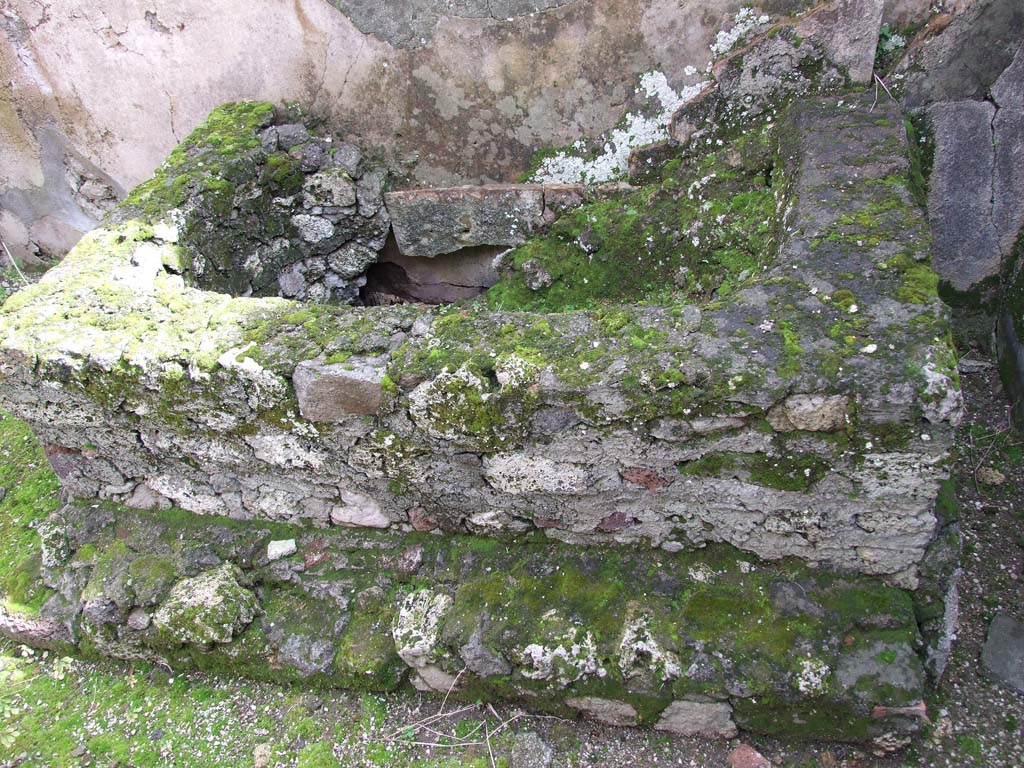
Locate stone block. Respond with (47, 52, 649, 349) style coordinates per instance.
(654, 699, 738, 738)
(981, 614, 1024, 694)
(926, 100, 1000, 293)
(385, 185, 546, 257)
(293, 357, 386, 420)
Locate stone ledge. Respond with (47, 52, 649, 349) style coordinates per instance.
(1, 500, 929, 744)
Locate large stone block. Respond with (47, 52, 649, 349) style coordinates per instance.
(293, 357, 386, 420)
(385, 185, 546, 257)
(925, 100, 999, 293)
(0, 96, 960, 585)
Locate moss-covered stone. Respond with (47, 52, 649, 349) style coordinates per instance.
(1, 498, 931, 742)
(489, 130, 779, 312)
(152, 563, 258, 646)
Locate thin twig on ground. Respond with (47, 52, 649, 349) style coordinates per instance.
(0, 235, 28, 285)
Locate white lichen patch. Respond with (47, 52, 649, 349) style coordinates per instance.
(393, 589, 453, 669)
(216, 342, 287, 411)
(519, 627, 605, 687)
(494, 353, 539, 390)
(531, 70, 708, 185)
(482, 453, 591, 495)
(688, 563, 718, 584)
(920, 360, 964, 426)
(408, 365, 492, 442)
(710, 7, 770, 57)
(290, 214, 335, 243)
(796, 658, 831, 695)
(618, 612, 682, 681)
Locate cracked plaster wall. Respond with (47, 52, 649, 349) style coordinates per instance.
(1, 0, 935, 266)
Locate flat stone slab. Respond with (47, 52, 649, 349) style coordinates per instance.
(385, 185, 548, 257)
(384, 183, 634, 258)
(981, 614, 1024, 694)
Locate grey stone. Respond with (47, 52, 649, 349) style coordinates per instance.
(767, 394, 849, 432)
(275, 123, 310, 151)
(127, 607, 152, 631)
(259, 127, 279, 152)
(769, 581, 824, 617)
(926, 100, 1000, 293)
(276, 633, 337, 677)
(82, 598, 122, 626)
(992, 43, 1024, 259)
(305, 170, 357, 209)
(510, 731, 553, 768)
(385, 185, 546, 258)
(565, 696, 639, 726)
(267, 539, 297, 561)
(327, 241, 378, 278)
(293, 358, 386, 421)
(981, 614, 1024, 693)
(356, 170, 386, 218)
(460, 623, 512, 677)
(836, 641, 925, 705)
(654, 699, 737, 738)
(900, 0, 1024, 108)
(328, 142, 363, 176)
(298, 142, 326, 173)
(800, 0, 883, 83)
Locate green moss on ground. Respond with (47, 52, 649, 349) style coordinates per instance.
(0, 411, 61, 615)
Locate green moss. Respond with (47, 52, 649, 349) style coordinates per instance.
(776, 320, 804, 377)
(489, 141, 778, 312)
(905, 115, 934, 210)
(678, 450, 829, 492)
(335, 611, 406, 691)
(127, 555, 179, 606)
(123, 102, 276, 220)
(0, 412, 62, 614)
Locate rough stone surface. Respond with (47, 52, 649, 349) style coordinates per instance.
(385, 185, 546, 258)
(991, 42, 1024, 261)
(729, 745, 772, 768)
(0, 0, 790, 264)
(152, 564, 257, 646)
(654, 699, 738, 738)
(1, 0, 928, 266)
(565, 697, 639, 727)
(925, 100, 1000, 293)
(0, 95, 960, 583)
(900, 0, 1024, 109)
(510, 731, 553, 768)
(767, 394, 849, 433)
(0, 500, 931, 742)
(981, 614, 1024, 694)
(266, 539, 297, 561)
(293, 357, 386, 420)
(799, 0, 884, 84)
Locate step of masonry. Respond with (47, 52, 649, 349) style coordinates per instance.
(0, 93, 959, 587)
(0, 500, 928, 744)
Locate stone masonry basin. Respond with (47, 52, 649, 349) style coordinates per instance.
(0, 94, 962, 586)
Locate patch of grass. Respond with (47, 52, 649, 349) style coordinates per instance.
(0, 411, 62, 614)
